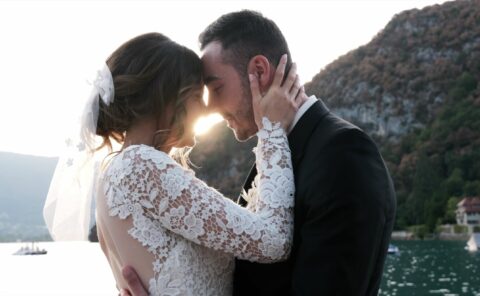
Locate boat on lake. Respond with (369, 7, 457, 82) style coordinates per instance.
(465, 233, 480, 252)
(388, 244, 399, 254)
(13, 242, 47, 255)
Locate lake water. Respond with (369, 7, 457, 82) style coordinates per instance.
(380, 240, 480, 296)
(1, 240, 479, 295)
(0, 241, 116, 295)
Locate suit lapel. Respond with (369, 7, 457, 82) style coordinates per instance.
(288, 99, 330, 166)
(236, 99, 330, 206)
(237, 165, 257, 206)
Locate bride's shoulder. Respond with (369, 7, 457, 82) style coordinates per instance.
(106, 144, 193, 178)
(115, 145, 195, 183)
(121, 144, 176, 168)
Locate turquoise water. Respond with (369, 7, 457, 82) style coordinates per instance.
(380, 240, 480, 296)
(1, 240, 479, 295)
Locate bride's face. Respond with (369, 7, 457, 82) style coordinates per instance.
(174, 87, 207, 148)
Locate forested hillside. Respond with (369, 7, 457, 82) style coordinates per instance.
(194, 0, 480, 232)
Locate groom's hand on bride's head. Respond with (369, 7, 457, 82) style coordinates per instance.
(119, 266, 148, 296)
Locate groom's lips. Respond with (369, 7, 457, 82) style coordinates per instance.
(223, 115, 235, 128)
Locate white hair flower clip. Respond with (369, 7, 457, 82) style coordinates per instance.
(92, 63, 114, 106)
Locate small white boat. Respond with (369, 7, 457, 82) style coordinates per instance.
(13, 242, 47, 255)
(465, 233, 480, 252)
(388, 244, 399, 254)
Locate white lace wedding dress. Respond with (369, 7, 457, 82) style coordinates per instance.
(95, 119, 294, 296)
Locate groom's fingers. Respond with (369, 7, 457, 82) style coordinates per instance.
(122, 266, 148, 296)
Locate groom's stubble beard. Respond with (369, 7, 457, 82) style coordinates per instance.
(230, 76, 257, 142)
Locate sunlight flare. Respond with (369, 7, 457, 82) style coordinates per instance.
(194, 113, 224, 135)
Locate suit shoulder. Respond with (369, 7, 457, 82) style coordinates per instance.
(310, 113, 374, 151)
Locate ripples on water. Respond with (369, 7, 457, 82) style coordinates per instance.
(1, 240, 479, 295)
(380, 240, 480, 296)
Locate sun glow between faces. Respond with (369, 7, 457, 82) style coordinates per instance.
(194, 89, 224, 136)
(194, 113, 224, 136)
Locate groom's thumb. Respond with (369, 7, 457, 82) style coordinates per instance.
(122, 265, 148, 296)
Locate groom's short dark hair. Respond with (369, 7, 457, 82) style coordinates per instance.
(199, 10, 292, 78)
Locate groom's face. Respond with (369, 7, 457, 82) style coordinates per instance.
(201, 42, 258, 141)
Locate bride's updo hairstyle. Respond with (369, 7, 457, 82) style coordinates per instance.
(96, 32, 203, 151)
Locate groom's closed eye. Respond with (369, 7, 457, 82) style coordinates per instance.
(205, 77, 222, 95)
(213, 85, 223, 95)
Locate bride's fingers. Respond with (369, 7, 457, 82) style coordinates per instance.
(272, 54, 288, 87)
(289, 75, 301, 97)
(249, 74, 262, 104)
(249, 73, 264, 128)
(293, 86, 306, 109)
(282, 62, 297, 91)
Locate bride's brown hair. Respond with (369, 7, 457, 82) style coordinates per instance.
(95, 32, 203, 158)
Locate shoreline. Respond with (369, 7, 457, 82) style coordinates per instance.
(391, 230, 472, 241)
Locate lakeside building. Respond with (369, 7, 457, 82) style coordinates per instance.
(456, 197, 480, 225)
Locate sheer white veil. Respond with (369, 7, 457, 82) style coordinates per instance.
(43, 63, 114, 241)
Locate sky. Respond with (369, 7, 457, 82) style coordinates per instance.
(0, 0, 449, 157)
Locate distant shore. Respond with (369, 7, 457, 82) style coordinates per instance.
(392, 230, 472, 241)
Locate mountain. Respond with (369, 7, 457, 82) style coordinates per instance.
(305, 0, 480, 143)
(303, 0, 480, 231)
(2, 0, 479, 241)
(0, 152, 57, 241)
(195, 0, 480, 232)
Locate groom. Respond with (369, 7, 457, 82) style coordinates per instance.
(122, 10, 396, 295)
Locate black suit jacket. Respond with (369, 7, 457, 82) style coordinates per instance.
(233, 99, 396, 296)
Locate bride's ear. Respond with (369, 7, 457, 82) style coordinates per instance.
(247, 55, 272, 93)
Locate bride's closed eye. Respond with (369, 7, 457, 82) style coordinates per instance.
(193, 94, 205, 105)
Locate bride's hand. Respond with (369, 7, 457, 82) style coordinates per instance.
(250, 54, 306, 131)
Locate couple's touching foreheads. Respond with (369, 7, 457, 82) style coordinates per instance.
(44, 10, 396, 296)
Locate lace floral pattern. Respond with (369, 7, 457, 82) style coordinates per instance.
(101, 118, 294, 295)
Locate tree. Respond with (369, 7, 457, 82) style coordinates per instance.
(409, 151, 442, 227)
(443, 196, 460, 224)
(445, 168, 465, 197)
(464, 181, 480, 196)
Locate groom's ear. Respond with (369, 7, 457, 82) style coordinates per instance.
(247, 55, 272, 93)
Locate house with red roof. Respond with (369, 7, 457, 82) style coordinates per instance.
(456, 197, 480, 225)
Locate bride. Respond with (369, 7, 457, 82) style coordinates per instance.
(44, 32, 304, 295)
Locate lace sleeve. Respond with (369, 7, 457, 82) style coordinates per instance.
(106, 118, 294, 263)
